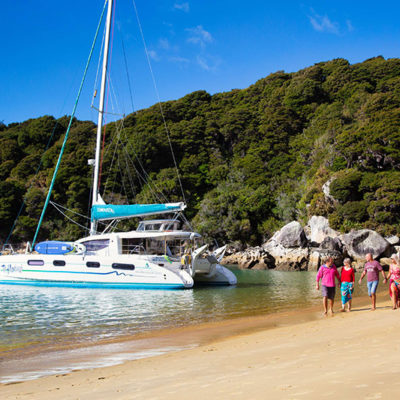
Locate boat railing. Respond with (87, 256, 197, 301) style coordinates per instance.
(1, 243, 15, 255)
(122, 244, 147, 255)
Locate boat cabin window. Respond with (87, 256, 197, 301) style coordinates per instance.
(145, 238, 165, 255)
(86, 261, 100, 268)
(121, 238, 146, 255)
(27, 260, 44, 266)
(81, 239, 109, 252)
(53, 260, 65, 266)
(137, 223, 162, 231)
(137, 221, 180, 232)
(166, 239, 187, 257)
(112, 263, 135, 270)
(145, 238, 187, 257)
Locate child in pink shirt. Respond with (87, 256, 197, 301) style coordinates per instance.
(316, 257, 341, 316)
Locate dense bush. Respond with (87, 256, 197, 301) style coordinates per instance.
(329, 170, 363, 203)
(2, 57, 400, 245)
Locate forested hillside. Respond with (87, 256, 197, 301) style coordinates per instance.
(1, 56, 400, 247)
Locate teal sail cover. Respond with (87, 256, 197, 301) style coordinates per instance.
(91, 202, 185, 221)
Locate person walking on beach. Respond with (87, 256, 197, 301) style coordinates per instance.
(387, 254, 400, 310)
(358, 253, 387, 311)
(316, 257, 341, 316)
(340, 258, 355, 312)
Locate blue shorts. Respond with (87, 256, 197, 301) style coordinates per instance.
(367, 280, 379, 296)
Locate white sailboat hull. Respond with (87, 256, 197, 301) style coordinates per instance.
(191, 244, 237, 286)
(0, 2, 237, 292)
(193, 264, 237, 286)
(0, 254, 193, 289)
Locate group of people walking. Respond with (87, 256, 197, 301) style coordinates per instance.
(315, 252, 400, 315)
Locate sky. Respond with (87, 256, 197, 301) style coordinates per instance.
(2, 0, 400, 125)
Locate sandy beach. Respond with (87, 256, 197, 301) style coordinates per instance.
(2, 292, 400, 400)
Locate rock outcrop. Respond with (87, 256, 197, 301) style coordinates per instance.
(308, 216, 339, 244)
(269, 221, 307, 248)
(263, 221, 309, 270)
(320, 236, 343, 252)
(386, 236, 400, 245)
(222, 247, 275, 270)
(223, 219, 396, 272)
(266, 246, 309, 271)
(322, 178, 336, 203)
(339, 229, 392, 260)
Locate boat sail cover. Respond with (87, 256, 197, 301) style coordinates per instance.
(91, 200, 186, 221)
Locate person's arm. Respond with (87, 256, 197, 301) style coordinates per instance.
(382, 267, 389, 282)
(335, 267, 341, 286)
(316, 267, 322, 290)
(359, 270, 366, 284)
(351, 269, 355, 284)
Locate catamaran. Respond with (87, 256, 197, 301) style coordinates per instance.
(0, 0, 236, 289)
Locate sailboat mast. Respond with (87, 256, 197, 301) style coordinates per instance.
(91, 0, 113, 235)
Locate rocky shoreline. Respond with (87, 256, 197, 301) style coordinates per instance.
(221, 216, 400, 271)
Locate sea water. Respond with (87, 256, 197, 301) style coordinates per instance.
(0, 269, 384, 382)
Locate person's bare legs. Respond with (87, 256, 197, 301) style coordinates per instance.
(322, 296, 328, 315)
(391, 283, 397, 309)
(329, 298, 334, 314)
(347, 299, 352, 312)
(371, 293, 376, 310)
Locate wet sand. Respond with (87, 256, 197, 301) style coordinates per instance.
(0, 302, 324, 384)
(2, 292, 400, 399)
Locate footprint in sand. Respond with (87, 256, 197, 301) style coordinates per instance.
(365, 393, 382, 399)
(277, 384, 293, 391)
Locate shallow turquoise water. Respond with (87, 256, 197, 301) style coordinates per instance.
(0, 269, 382, 355)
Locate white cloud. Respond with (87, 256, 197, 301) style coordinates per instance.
(159, 38, 170, 50)
(308, 12, 339, 34)
(148, 50, 159, 61)
(169, 56, 190, 64)
(346, 19, 354, 32)
(186, 25, 213, 47)
(196, 55, 220, 72)
(174, 2, 189, 12)
(197, 56, 211, 71)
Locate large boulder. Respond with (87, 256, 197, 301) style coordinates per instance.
(272, 247, 310, 271)
(308, 216, 339, 244)
(262, 221, 309, 270)
(340, 229, 391, 260)
(386, 236, 400, 245)
(263, 243, 308, 271)
(269, 221, 308, 248)
(320, 236, 343, 252)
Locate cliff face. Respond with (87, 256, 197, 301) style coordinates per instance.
(2, 56, 400, 244)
